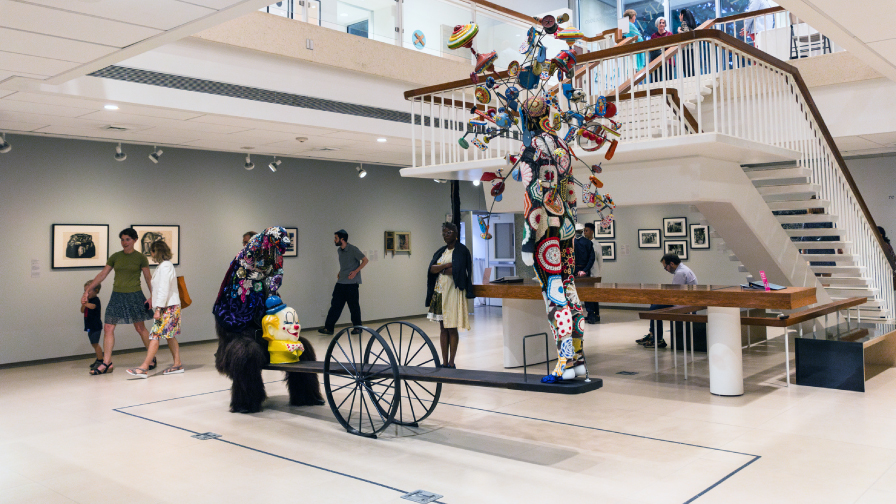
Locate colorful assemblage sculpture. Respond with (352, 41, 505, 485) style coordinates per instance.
(261, 295, 304, 364)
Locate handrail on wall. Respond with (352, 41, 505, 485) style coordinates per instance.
(402, 30, 895, 272)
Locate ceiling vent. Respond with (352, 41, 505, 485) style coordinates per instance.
(103, 125, 130, 132)
(316, 147, 340, 152)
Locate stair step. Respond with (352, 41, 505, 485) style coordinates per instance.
(738, 264, 748, 273)
(758, 183, 821, 200)
(793, 240, 851, 250)
(729, 254, 740, 262)
(786, 228, 843, 237)
(767, 200, 832, 211)
(803, 253, 856, 263)
(835, 297, 882, 308)
(742, 163, 799, 172)
(777, 214, 839, 224)
(746, 167, 813, 181)
(825, 287, 878, 297)
(811, 265, 865, 275)
(820, 276, 869, 287)
(846, 307, 890, 319)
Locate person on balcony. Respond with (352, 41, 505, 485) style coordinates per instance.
(678, 8, 698, 77)
(649, 17, 674, 82)
(741, 0, 775, 42)
(623, 9, 646, 71)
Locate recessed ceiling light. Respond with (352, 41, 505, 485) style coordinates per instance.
(240, 146, 254, 150)
(104, 104, 119, 110)
(296, 137, 308, 142)
(377, 138, 387, 143)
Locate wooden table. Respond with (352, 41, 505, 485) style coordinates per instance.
(474, 281, 817, 396)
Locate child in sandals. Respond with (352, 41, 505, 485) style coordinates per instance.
(127, 241, 184, 378)
(81, 281, 104, 369)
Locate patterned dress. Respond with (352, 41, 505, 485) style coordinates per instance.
(427, 248, 471, 330)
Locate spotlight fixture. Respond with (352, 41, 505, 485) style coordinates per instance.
(0, 133, 10, 154)
(376, 138, 387, 143)
(472, 179, 480, 186)
(356, 165, 367, 178)
(268, 157, 281, 172)
(433, 179, 447, 183)
(244, 154, 254, 170)
(114, 143, 127, 161)
(148, 146, 163, 163)
(104, 104, 119, 110)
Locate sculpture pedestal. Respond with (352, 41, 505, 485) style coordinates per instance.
(707, 306, 744, 396)
(502, 298, 552, 368)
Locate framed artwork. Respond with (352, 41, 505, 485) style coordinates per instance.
(396, 232, 411, 254)
(664, 240, 688, 260)
(131, 225, 180, 265)
(638, 229, 661, 249)
(663, 217, 687, 237)
(594, 219, 615, 239)
(384, 231, 396, 255)
(283, 227, 298, 257)
(689, 224, 710, 249)
(599, 242, 616, 261)
(52, 224, 109, 269)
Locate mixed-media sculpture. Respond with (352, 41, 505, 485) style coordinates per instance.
(446, 15, 622, 383)
(212, 226, 323, 413)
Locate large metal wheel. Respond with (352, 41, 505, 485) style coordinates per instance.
(373, 322, 442, 427)
(323, 327, 400, 438)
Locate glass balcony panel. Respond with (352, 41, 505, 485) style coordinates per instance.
(578, 0, 618, 38)
(403, 0, 474, 62)
(318, 0, 399, 45)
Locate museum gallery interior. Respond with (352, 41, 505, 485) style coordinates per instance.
(4, 0, 896, 502)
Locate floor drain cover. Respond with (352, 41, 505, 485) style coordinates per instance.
(191, 432, 221, 440)
(401, 490, 442, 503)
(616, 371, 638, 375)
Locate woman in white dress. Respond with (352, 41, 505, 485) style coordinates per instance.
(425, 222, 474, 368)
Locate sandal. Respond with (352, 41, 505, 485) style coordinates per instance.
(162, 365, 184, 375)
(89, 358, 104, 370)
(126, 367, 149, 379)
(147, 357, 157, 370)
(89, 362, 113, 375)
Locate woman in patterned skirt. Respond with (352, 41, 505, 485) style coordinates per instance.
(127, 241, 183, 378)
(84, 228, 154, 375)
(426, 222, 474, 368)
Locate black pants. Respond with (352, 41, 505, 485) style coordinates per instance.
(649, 304, 673, 338)
(584, 302, 600, 319)
(324, 283, 362, 331)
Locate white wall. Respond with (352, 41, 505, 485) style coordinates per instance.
(0, 134, 480, 365)
(847, 154, 896, 237)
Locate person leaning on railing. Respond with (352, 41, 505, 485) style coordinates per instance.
(678, 9, 697, 77)
(622, 9, 646, 71)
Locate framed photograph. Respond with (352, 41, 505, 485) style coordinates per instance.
(638, 229, 661, 249)
(664, 240, 688, 260)
(283, 227, 298, 257)
(663, 217, 687, 237)
(599, 241, 616, 261)
(689, 224, 710, 249)
(384, 231, 395, 255)
(52, 224, 109, 269)
(594, 219, 615, 239)
(131, 225, 180, 265)
(396, 232, 411, 253)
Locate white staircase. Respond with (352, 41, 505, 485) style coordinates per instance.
(744, 163, 890, 319)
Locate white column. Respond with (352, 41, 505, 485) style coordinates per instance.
(706, 306, 744, 396)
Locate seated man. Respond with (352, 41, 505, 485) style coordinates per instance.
(636, 253, 698, 348)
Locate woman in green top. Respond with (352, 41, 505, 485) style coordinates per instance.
(83, 228, 154, 375)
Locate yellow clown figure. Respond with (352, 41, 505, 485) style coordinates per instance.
(261, 295, 305, 364)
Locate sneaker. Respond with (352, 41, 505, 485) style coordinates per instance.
(644, 338, 667, 349)
(318, 328, 334, 335)
(586, 317, 600, 324)
(635, 334, 652, 344)
(351, 328, 362, 335)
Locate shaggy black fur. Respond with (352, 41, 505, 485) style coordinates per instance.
(215, 324, 323, 413)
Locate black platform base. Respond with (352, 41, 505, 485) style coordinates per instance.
(795, 337, 865, 392)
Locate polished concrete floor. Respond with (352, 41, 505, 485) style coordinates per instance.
(3, 306, 896, 504)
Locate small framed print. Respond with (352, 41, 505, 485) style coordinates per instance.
(396, 232, 411, 253)
(663, 217, 687, 237)
(638, 229, 661, 249)
(599, 241, 616, 261)
(283, 227, 298, 257)
(131, 225, 180, 265)
(52, 224, 109, 269)
(689, 224, 710, 249)
(664, 240, 688, 260)
(594, 219, 615, 239)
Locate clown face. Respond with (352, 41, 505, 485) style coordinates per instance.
(276, 307, 301, 342)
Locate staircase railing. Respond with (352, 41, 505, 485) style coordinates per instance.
(403, 30, 894, 316)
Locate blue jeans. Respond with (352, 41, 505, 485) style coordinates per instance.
(649, 304, 673, 338)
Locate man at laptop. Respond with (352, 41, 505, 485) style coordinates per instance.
(636, 254, 698, 348)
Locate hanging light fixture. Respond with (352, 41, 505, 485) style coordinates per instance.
(114, 143, 127, 162)
(268, 157, 281, 172)
(356, 164, 367, 178)
(148, 146, 163, 163)
(244, 154, 254, 170)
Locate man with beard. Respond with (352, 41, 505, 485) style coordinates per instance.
(319, 229, 368, 335)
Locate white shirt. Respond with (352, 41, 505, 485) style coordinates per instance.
(590, 238, 603, 278)
(151, 260, 180, 309)
(672, 263, 698, 285)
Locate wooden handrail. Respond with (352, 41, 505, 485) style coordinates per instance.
(638, 297, 867, 327)
(711, 6, 785, 26)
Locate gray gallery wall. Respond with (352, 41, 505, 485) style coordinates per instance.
(846, 154, 896, 240)
(0, 134, 483, 365)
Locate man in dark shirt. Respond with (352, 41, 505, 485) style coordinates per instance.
(574, 223, 596, 280)
(319, 229, 369, 335)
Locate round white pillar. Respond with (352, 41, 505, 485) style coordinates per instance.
(706, 306, 744, 396)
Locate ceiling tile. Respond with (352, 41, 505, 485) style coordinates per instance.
(859, 131, 896, 146)
(223, 129, 307, 143)
(834, 135, 885, 152)
(23, 0, 216, 31)
(867, 39, 896, 68)
(185, 115, 339, 135)
(0, 51, 81, 77)
(0, 28, 116, 64)
(181, 0, 247, 9)
(0, 119, 49, 132)
(0, 0, 161, 48)
(3, 93, 204, 121)
(0, 110, 118, 129)
(77, 110, 250, 133)
(0, 90, 15, 99)
(0, 99, 98, 118)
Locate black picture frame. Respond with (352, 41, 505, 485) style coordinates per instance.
(663, 217, 687, 237)
(689, 224, 710, 249)
(52, 224, 109, 269)
(594, 219, 615, 239)
(283, 227, 298, 257)
(131, 225, 180, 265)
(664, 240, 688, 260)
(638, 229, 661, 249)
(599, 241, 616, 261)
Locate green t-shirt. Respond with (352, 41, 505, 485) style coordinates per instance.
(106, 251, 149, 293)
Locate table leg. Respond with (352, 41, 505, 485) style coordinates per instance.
(707, 307, 744, 396)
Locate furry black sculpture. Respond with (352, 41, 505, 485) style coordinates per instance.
(212, 227, 323, 413)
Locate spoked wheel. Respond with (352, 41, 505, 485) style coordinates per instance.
(323, 327, 400, 438)
(373, 322, 442, 427)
